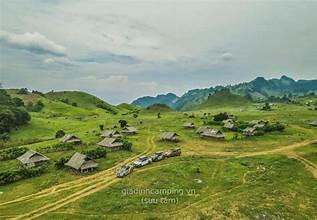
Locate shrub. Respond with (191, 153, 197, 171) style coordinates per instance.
(27, 100, 44, 112)
(99, 125, 104, 131)
(213, 112, 229, 121)
(72, 102, 77, 107)
(82, 147, 107, 159)
(0, 147, 28, 161)
(55, 156, 70, 169)
(0, 166, 47, 185)
(17, 88, 28, 94)
(118, 119, 127, 128)
(122, 139, 132, 151)
(55, 130, 65, 138)
(264, 122, 285, 132)
(38, 142, 74, 153)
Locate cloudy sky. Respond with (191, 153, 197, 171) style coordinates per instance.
(0, 0, 316, 104)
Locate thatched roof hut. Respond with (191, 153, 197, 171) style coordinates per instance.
(65, 152, 98, 173)
(97, 137, 124, 150)
(196, 126, 211, 134)
(17, 150, 49, 167)
(200, 129, 225, 140)
(60, 134, 82, 144)
(121, 126, 138, 135)
(243, 127, 257, 136)
(101, 130, 120, 138)
(160, 132, 179, 142)
(183, 122, 195, 129)
(223, 119, 235, 130)
(309, 120, 317, 127)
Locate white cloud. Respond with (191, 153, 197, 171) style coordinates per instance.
(43, 57, 73, 66)
(0, 30, 66, 56)
(222, 53, 233, 61)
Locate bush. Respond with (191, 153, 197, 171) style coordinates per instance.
(122, 139, 132, 151)
(0, 132, 9, 141)
(38, 142, 74, 153)
(0, 147, 28, 161)
(0, 166, 47, 185)
(213, 112, 229, 121)
(82, 147, 107, 159)
(99, 125, 104, 131)
(55, 130, 65, 138)
(27, 100, 44, 112)
(72, 102, 77, 107)
(264, 122, 285, 132)
(118, 119, 127, 128)
(55, 156, 70, 169)
(17, 88, 28, 94)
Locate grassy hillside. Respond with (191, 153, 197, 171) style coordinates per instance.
(196, 89, 250, 109)
(45, 91, 118, 113)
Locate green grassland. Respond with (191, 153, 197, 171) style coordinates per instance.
(0, 91, 316, 219)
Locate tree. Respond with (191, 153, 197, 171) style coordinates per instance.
(157, 112, 161, 119)
(213, 112, 229, 121)
(99, 124, 104, 131)
(55, 130, 65, 138)
(262, 102, 271, 111)
(17, 88, 28, 94)
(133, 113, 138, 118)
(118, 119, 127, 128)
(72, 102, 77, 107)
(12, 97, 24, 107)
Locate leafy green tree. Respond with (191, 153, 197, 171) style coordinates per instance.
(118, 119, 127, 128)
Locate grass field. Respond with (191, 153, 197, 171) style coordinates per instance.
(0, 91, 316, 219)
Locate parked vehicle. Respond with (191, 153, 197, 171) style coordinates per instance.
(133, 156, 152, 168)
(151, 151, 165, 162)
(116, 164, 134, 178)
(164, 148, 181, 158)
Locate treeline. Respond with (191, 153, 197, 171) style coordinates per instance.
(0, 166, 47, 185)
(0, 90, 31, 140)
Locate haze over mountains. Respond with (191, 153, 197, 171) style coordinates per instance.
(132, 75, 317, 111)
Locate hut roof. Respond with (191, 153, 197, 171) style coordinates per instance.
(60, 134, 81, 143)
(309, 120, 317, 126)
(196, 126, 211, 134)
(101, 130, 120, 138)
(183, 122, 195, 127)
(17, 150, 49, 165)
(97, 137, 123, 148)
(160, 132, 179, 140)
(65, 152, 98, 170)
(122, 126, 138, 133)
(201, 129, 224, 138)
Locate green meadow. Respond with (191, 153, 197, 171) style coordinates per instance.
(0, 90, 316, 219)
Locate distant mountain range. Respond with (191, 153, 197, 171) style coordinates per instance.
(131, 93, 179, 109)
(132, 75, 317, 111)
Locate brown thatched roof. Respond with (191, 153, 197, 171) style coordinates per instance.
(200, 129, 224, 139)
(65, 152, 98, 170)
(196, 126, 211, 134)
(97, 137, 123, 148)
(160, 132, 179, 141)
(101, 130, 120, 138)
(60, 134, 81, 143)
(17, 150, 49, 165)
(183, 122, 195, 128)
(309, 120, 317, 126)
(121, 126, 138, 134)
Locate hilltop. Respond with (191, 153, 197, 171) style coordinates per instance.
(196, 89, 250, 109)
(45, 91, 118, 114)
(132, 93, 179, 108)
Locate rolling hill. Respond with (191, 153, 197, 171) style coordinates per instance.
(195, 89, 250, 109)
(45, 91, 118, 114)
(144, 103, 174, 112)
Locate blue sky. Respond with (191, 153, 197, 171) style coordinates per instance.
(0, 0, 316, 104)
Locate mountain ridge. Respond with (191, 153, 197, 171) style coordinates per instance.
(131, 75, 317, 111)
